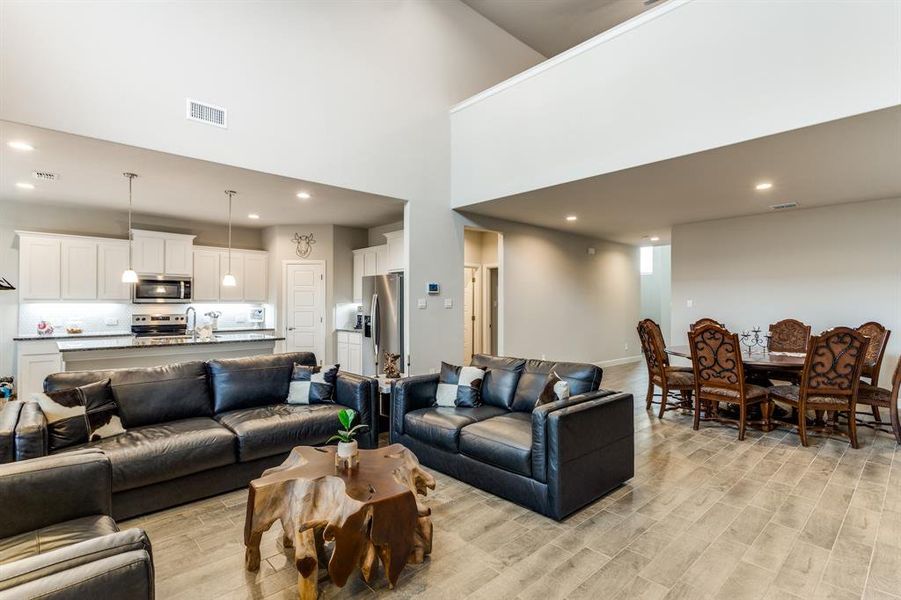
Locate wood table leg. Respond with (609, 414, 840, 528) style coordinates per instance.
(245, 531, 262, 571)
(359, 540, 379, 584)
(296, 527, 320, 600)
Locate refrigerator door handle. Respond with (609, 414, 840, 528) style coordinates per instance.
(371, 293, 380, 360)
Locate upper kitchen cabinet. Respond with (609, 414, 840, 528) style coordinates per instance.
(97, 241, 131, 300)
(18, 233, 61, 300)
(17, 232, 131, 302)
(384, 230, 404, 272)
(131, 230, 195, 276)
(193, 246, 268, 302)
(61, 238, 98, 300)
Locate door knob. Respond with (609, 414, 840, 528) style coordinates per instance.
(287, 327, 295, 331)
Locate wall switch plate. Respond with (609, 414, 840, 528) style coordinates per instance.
(540, 354, 546, 360)
(686, 299, 694, 308)
(444, 298, 453, 309)
(624, 342, 629, 351)
(417, 298, 427, 309)
(105, 318, 118, 326)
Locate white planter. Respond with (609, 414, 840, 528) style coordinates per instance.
(337, 440, 358, 458)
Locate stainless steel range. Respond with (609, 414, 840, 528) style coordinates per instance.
(131, 314, 188, 338)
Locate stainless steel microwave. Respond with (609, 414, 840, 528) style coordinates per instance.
(133, 276, 192, 304)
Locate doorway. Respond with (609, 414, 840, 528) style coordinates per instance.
(283, 261, 326, 365)
(463, 228, 502, 363)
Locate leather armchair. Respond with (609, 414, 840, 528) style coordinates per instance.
(0, 450, 154, 599)
(0, 401, 22, 463)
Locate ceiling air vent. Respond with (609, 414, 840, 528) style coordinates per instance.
(770, 202, 799, 210)
(32, 171, 59, 182)
(186, 98, 227, 128)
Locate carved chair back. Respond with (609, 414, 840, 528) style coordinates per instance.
(638, 319, 668, 381)
(690, 317, 725, 332)
(798, 327, 869, 404)
(856, 321, 890, 383)
(688, 324, 746, 397)
(768, 319, 811, 353)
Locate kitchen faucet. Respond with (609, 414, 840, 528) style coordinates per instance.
(185, 306, 197, 341)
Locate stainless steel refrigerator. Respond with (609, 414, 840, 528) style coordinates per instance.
(361, 273, 404, 377)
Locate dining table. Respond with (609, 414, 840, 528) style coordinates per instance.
(665, 345, 806, 369)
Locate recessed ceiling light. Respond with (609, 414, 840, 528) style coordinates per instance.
(296, 191, 311, 200)
(650, 236, 660, 242)
(7, 141, 34, 151)
(15, 182, 34, 190)
(565, 215, 577, 221)
(755, 182, 773, 191)
(248, 213, 260, 220)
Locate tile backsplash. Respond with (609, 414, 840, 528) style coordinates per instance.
(18, 302, 274, 335)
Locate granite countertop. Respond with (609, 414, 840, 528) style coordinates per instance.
(57, 334, 284, 352)
(15, 331, 133, 341)
(336, 328, 364, 333)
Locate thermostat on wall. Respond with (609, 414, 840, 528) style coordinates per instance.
(427, 282, 440, 295)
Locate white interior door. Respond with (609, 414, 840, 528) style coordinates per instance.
(285, 262, 325, 365)
(463, 266, 481, 364)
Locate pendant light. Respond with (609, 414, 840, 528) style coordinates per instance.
(222, 190, 237, 287)
(121, 173, 139, 283)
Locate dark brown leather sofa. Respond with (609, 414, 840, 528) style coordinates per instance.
(0, 450, 154, 599)
(13, 352, 378, 520)
(391, 354, 634, 520)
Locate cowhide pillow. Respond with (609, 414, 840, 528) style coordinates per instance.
(536, 371, 571, 408)
(436, 362, 486, 408)
(33, 378, 124, 450)
(287, 364, 340, 404)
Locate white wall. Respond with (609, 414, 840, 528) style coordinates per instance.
(0, 1, 544, 374)
(451, 0, 901, 206)
(671, 197, 901, 387)
(640, 245, 672, 343)
(463, 216, 639, 365)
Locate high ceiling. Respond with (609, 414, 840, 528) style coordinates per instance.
(0, 121, 404, 228)
(459, 106, 901, 245)
(462, 0, 659, 57)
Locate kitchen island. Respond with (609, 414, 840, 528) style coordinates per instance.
(57, 333, 284, 371)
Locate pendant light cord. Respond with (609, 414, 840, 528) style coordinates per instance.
(123, 172, 138, 269)
(226, 191, 234, 272)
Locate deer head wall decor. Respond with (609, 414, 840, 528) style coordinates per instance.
(293, 232, 316, 258)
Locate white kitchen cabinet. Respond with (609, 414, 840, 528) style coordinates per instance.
(219, 252, 245, 301)
(18, 234, 61, 300)
(363, 250, 378, 277)
(352, 252, 364, 303)
(337, 330, 363, 374)
(61, 239, 98, 300)
(375, 244, 388, 275)
(16, 340, 63, 400)
(164, 238, 194, 276)
(132, 234, 165, 275)
(192, 248, 221, 301)
(243, 253, 268, 302)
(97, 241, 131, 300)
(384, 230, 404, 272)
(131, 230, 195, 275)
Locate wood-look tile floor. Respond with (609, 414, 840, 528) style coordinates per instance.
(123, 362, 901, 600)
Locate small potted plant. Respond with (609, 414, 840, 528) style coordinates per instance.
(329, 408, 368, 469)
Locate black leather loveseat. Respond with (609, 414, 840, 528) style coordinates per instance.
(0, 450, 154, 599)
(391, 354, 634, 520)
(14, 352, 377, 520)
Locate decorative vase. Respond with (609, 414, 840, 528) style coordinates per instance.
(335, 440, 359, 470)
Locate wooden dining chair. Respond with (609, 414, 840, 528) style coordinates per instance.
(769, 327, 870, 448)
(690, 317, 725, 332)
(768, 319, 811, 353)
(637, 319, 694, 419)
(856, 356, 901, 444)
(853, 321, 891, 425)
(689, 323, 771, 440)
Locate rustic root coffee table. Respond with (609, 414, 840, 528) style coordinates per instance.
(244, 444, 436, 599)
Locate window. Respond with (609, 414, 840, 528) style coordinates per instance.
(640, 246, 653, 275)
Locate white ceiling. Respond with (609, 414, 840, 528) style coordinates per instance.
(461, 0, 658, 57)
(459, 106, 901, 245)
(0, 121, 404, 228)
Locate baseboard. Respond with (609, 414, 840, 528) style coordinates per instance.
(595, 354, 642, 368)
